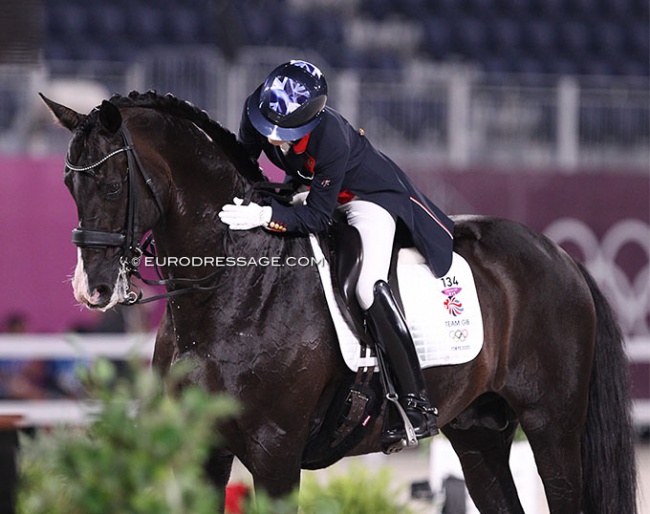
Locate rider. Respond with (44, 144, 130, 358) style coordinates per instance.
(218, 60, 454, 443)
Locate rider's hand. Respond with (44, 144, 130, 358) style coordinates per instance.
(219, 197, 272, 230)
(291, 191, 309, 206)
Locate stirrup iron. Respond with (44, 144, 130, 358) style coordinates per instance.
(384, 392, 419, 453)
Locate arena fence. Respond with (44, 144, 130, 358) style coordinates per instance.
(0, 46, 648, 172)
(0, 334, 647, 428)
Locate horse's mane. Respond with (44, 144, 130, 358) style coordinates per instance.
(104, 90, 266, 184)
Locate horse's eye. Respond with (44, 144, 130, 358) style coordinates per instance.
(106, 182, 122, 196)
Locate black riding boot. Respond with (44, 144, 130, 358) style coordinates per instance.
(364, 280, 438, 443)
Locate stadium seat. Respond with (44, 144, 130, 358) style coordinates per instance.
(362, 0, 395, 20)
(422, 17, 452, 60)
(523, 20, 556, 58)
(166, 7, 205, 44)
(489, 18, 522, 56)
(89, 4, 125, 41)
(557, 20, 591, 61)
(396, 0, 430, 19)
(236, 6, 275, 45)
(453, 17, 490, 61)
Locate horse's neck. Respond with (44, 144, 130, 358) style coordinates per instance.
(152, 146, 248, 263)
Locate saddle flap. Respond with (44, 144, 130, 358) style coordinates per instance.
(325, 217, 406, 346)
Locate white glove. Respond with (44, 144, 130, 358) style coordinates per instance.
(290, 191, 309, 206)
(219, 197, 272, 230)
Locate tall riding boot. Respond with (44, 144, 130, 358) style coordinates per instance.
(364, 280, 438, 443)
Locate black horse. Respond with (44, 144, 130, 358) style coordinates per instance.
(41, 92, 637, 514)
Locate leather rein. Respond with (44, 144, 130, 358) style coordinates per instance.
(65, 123, 225, 305)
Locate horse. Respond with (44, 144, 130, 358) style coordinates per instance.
(40, 91, 637, 514)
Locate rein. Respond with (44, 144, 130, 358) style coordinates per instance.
(66, 122, 226, 305)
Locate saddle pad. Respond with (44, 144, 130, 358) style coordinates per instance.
(308, 235, 484, 372)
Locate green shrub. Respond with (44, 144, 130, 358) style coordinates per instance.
(298, 464, 415, 514)
(17, 359, 420, 514)
(17, 359, 237, 514)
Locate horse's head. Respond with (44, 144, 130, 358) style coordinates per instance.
(41, 95, 164, 310)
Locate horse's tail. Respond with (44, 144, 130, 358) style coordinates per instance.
(576, 261, 637, 514)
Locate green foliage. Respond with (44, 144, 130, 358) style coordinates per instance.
(298, 464, 414, 514)
(17, 359, 420, 514)
(17, 359, 238, 514)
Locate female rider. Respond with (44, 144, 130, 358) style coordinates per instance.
(219, 60, 454, 444)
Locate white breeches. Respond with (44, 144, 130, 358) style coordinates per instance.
(336, 199, 396, 310)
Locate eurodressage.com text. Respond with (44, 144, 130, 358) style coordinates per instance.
(142, 256, 327, 268)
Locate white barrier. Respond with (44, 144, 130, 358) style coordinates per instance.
(0, 333, 155, 426)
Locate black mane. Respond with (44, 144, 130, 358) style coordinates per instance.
(106, 90, 266, 183)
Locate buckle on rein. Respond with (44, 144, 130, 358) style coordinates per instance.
(119, 247, 143, 305)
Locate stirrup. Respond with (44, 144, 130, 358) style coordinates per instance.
(382, 393, 419, 454)
(381, 395, 439, 452)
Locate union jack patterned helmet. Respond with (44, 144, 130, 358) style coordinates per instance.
(247, 60, 328, 141)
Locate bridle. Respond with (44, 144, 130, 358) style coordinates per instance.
(66, 122, 224, 304)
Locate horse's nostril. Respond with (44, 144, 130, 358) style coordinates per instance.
(92, 284, 112, 300)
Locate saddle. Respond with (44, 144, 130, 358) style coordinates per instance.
(323, 212, 410, 345)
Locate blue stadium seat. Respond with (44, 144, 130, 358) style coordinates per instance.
(128, 5, 166, 46)
(592, 21, 625, 61)
(529, 0, 563, 18)
(89, 4, 126, 40)
(482, 56, 513, 74)
(396, 0, 429, 19)
(48, 2, 88, 40)
(597, 0, 628, 21)
(278, 12, 313, 48)
(427, 0, 461, 19)
(41, 0, 647, 77)
(547, 56, 578, 76)
(361, 0, 395, 20)
(492, 0, 527, 19)
(557, 20, 591, 60)
(236, 5, 275, 45)
(489, 18, 522, 57)
(514, 56, 545, 75)
(563, 0, 593, 18)
(461, 0, 496, 18)
(422, 17, 452, 60)
(453, 17, 489, 61)
(523, 20, 556, 58)
(625, 22, 650, 64)
(580, 58, 615, 77)
(614, 60, 649, 78)
(166, 7, 204, 44)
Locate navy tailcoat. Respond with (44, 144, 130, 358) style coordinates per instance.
(238, 104, 454, 277)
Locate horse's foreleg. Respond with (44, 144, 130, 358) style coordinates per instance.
(205, 450, 235, 514)
(239, 435, 302, 501)
(247, 456, 301, 500)
(442, 422, 525, 514)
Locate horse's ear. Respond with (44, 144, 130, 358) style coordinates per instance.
(38, 93, 86, 131)
(98, 100, 122, 134)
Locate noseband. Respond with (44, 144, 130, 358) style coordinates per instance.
(66, 122, 223, 304)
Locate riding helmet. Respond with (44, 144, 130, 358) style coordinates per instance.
(247, 60, 328, 141)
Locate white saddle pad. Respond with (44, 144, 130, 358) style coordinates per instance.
(309, 235, 484, 372)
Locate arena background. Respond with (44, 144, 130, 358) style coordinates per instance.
(0, 0, 648, 511)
